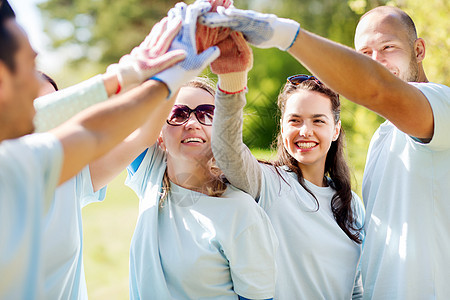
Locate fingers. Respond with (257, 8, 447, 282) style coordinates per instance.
(141, 17, 168, 50)
(197, 46, 221, 68)
(147, 50, 187, 74)
(230, 31, 249, 53)
(185, 1, 212, 50)
(152, 17, 183, 57)
(198, 12, 236, 28)
(168, 2, 187, 21)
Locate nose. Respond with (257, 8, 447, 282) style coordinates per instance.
(299, 123, 313, 137)
(184, 113, 201, 128)
(371, 50, 384, 63)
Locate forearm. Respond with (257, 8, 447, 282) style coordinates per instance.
(288, 29, 391, 104)
(212, 90, 262, 199)
(288, 29, 433, 138)
(34, 74, 117, 132)
(89, 92, 176, 191)
(52, 80, 169, 184)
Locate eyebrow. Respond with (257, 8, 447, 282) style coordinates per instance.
(286, 113, 329, 119)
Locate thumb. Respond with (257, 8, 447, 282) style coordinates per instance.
(196, 46, 221, 68)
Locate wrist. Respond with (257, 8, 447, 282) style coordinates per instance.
(218, 72, 248, 94)
(102, 72, 120, 97)
(273, 18, 300, 51)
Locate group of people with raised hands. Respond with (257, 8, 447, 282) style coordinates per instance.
(1, 0, 448, 299)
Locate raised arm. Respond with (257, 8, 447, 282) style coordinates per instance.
(213, 91, 262, 200)
(203, 29, 262, 199)
(200, 7, 434, 140)
(52, 80, 168, 185)
(34, 16, 183, 133)
(86, 1, 221, 190)
(51, 2, 220, 185)
(287, 29, 433, 139)
(88, 92, 176, 191)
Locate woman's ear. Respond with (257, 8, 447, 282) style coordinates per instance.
(333, 120, 341, 141)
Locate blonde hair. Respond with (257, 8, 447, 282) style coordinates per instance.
(159, 77, 227, 207)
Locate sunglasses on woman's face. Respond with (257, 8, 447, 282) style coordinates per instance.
(287, 74, 322, 85)
(166, 104, 215, 126)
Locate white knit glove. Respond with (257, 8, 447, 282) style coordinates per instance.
(199, 7, 300, 51)
(106, 16, 186, 93)
(151, 1, 221, 96)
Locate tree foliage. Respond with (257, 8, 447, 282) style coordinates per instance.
(38, 0, 448, 187)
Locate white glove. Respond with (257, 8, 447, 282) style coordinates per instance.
(151, 1, 221, 96)
(107, 16, 186, 93)
(199, 7, 300, 51)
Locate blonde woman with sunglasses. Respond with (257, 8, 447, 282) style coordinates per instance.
(125, 77, 278, 299)
(204, 27, 365, 299)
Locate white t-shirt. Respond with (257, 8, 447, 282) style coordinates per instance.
(0, 133, 62, 299)
(126, 145, 278, 300)
(258, 164, 365, 299)
(361, 82, 450, 299)
(42, 167, 106, 300)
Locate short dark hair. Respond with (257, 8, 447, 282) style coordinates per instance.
(0, 0, 18, 71)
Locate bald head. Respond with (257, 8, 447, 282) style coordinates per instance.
(353, 6, 427, 82)
(357, 6, 417, 46)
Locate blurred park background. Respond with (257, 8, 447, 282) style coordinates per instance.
(10, 0, 450, 298)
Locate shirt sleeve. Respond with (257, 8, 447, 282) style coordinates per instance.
(34, 75, 108, 132)
(125, 143, 166, 199)
(78, 166, 107, 208)
(409, 82, 450, 150)
(212, 90, 262, 199)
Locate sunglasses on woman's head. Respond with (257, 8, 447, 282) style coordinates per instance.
(287, 74, 322, 85)
(166, 104, 215, 126)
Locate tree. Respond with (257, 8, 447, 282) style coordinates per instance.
(38, 0, 447, 188)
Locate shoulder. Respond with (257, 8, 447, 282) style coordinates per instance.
(259, 163, 295, 182)
(408, 82, 450, 108)
(0, 133, 63, 208)
(409, 82, 450, 149)
(221, 185, 268, 218)
(125, 143, 167, 198)
(0, 133, 62, 172)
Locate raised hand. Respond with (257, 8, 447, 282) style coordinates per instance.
(212, 31, 253, 93)
(151, 1, 221, 96)
(195, 0, 233, 53)
(107, 17, 186, 93)
(199, 7, 300, 51)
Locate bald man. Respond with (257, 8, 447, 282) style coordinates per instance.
(200, 4, 450, 299)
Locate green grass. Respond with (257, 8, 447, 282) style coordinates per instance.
(82, 148, 363, 298)
(82, 171, 138, 299)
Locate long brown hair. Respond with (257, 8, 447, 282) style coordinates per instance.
(273, 79, 362, 243)
(159, 77, 227, 207)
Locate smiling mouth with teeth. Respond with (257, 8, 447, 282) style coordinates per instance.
(182, 137, 204, 143)
(296, 142, 317, 149)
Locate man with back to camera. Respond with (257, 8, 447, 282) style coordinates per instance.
(0, 0, 221, 298)
(199, 3, 450, 299)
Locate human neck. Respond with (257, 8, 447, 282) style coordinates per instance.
(166, 158, 215, 193)
(416, 65, 428, 83)
(298, 163, 327, 187)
